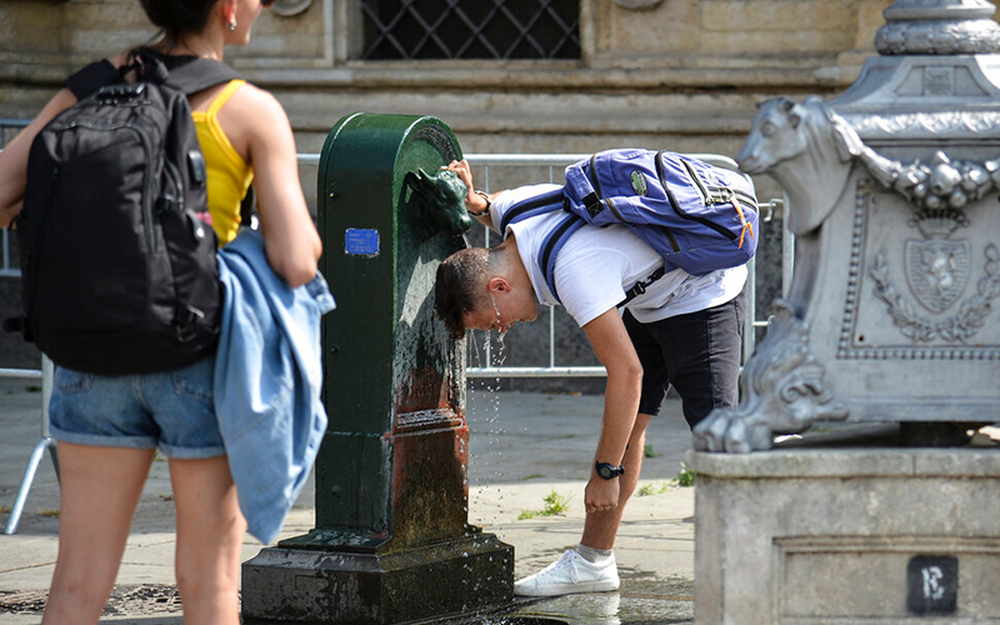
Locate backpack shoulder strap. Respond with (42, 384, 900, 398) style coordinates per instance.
(536, 213, 586, 305)
(131, 49, 240, 95)
(498, 187, 566, 233)
(165, 58, 241, 95)
(539, 216, 667, 309)
(493, 186, 574, 304)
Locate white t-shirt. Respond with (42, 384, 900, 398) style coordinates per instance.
(490, 183, 747, 328)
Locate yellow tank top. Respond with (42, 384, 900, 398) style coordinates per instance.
(192, 80, 253, 246)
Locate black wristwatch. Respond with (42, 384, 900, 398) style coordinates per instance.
(595, 461, 625, 480)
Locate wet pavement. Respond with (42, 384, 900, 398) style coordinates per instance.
(0, 375, 696, 624)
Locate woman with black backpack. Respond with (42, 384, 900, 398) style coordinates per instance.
(0, 1, 322, 624)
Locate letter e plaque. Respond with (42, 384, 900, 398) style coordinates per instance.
(907, 555, 958, 615)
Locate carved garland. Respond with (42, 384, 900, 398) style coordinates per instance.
(858, 149, 1000, 212)
(869, 244, 1000, 343)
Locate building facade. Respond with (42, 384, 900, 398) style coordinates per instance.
(0, 0, 901, 377)
(2, 0, 896, 156)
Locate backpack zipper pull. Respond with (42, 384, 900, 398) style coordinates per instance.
(732, 195, 754, 248)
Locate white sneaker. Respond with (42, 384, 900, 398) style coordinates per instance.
(514, 550, 620, 596)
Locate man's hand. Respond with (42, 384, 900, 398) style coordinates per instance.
(442, 159, 477, 209)
(585, 476, 620, 515)
(440, 159, 499, 229)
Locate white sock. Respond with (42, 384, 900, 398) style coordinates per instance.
(577, 543, 614, 565)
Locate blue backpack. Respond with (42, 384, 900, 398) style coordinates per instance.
(501, 149, 759, 305)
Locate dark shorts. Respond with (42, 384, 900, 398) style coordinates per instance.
(623, 290, 745, 429)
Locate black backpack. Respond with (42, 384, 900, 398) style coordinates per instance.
(13, 50, 239, 375)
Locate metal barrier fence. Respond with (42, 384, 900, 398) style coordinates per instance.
(0, 140, 789, 532)
(1, 119, 29, 279)
(0, 148, 790, 381)
(461, 153, 789, 379)
(0, 113, 55, 533)
(292, 152, 790, 378)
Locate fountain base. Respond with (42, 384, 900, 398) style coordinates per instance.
(242, 532, 513, 625)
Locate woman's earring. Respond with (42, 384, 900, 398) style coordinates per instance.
(228, 20, 238, 31)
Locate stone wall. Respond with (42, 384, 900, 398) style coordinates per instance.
(0, 0, 914, 389)
(0, 0, 899, 154)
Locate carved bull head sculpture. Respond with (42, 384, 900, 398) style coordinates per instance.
(737, 96, 865, 235)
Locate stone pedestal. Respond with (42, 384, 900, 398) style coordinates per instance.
(686, 440, 1000, 625)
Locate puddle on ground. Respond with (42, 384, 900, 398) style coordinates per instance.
(473, 619, 569, 625)
(499, 581, 694, 625)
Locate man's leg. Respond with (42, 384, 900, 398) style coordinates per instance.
(513, 414, 655, 596)
(665, 292, 744, 427)
(514, 309, 671, 597)
(581, 413, 653, 549)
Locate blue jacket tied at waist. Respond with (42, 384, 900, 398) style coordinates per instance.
(215, 230, 335, 544)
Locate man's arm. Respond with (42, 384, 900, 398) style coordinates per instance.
(444, 159, 504, 231)
(581, 307, 644, 514)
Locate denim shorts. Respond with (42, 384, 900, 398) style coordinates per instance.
(48, 354, 225, 459)
(623, 290, 745, 429)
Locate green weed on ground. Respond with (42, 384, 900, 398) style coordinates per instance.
(674, 463, 695, 487)
(635, 463, 696, 497)
(518, 489, 572, 520)
(636, 482, 671, 497)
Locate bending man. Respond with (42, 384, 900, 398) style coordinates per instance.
(434, 159, 747, 597)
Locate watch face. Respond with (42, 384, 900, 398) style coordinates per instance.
(596, 463, 622, 479)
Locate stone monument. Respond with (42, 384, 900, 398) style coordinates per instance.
(686, 2, 1000, 623)
(695, 0, 1000, 452)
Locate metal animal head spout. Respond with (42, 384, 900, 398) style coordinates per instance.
(404, 168, 473, 241)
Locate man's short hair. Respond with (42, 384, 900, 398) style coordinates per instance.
(435, 247, 491, 340)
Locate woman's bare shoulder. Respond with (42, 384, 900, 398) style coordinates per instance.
(221, 82, 291, 140)
(228, 82, 286, 116)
